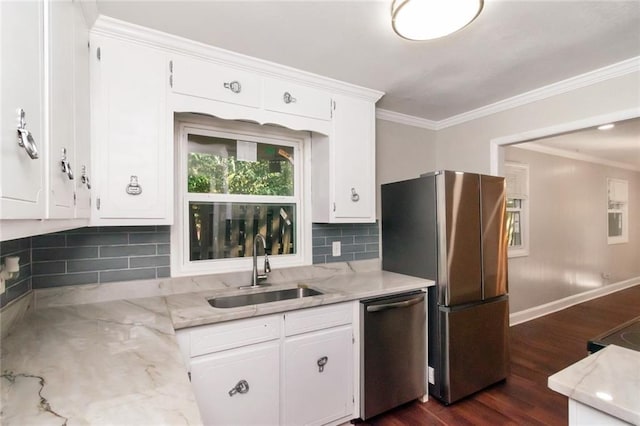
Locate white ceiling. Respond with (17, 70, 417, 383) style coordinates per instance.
(92, 0, 640, 167)
(526, 117, 640, 169)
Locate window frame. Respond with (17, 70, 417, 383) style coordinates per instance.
(171, 115, 313, 277)
(504, 162, 530, 258)
(607, 177, 629, 245)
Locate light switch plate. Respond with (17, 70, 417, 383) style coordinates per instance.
(332, 241, 341, 257)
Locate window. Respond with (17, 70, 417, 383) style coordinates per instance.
(607, 178, 628, 244)
(504, 162, 529, 257)
(173, 116, 311, 276)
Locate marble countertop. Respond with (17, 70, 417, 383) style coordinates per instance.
(0, 297, 203, 425)
(1, 264, 433, 425)
(167, 269, 434, 329)
(548, 345, 640, 425)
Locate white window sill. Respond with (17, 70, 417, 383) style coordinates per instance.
(508, 247, 529, 258)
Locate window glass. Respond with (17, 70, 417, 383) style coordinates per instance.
(189, 202, 296, 261)
(607, 178, 628, 244)
(188, 134, 294, 196)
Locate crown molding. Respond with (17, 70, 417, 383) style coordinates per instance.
(375, 56, 640, 130)
(91, 16, 384, 102)
(375, 109, 438, 130)
(513, 142, 640, 172)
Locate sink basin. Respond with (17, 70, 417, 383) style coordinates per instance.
(208, 287, 323, 309)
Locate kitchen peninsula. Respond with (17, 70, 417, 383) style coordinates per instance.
(548, 345, 640, 425)
(0, 261, 433, 425)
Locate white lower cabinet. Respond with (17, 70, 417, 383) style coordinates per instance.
(177, 302, 356, 426)
(191, 341, 280, 426)
(283, 326, 353, 426)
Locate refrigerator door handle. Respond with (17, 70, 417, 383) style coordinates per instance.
(366, 295, 424, 312)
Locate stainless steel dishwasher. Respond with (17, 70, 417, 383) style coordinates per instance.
(360, 290, 426, 420)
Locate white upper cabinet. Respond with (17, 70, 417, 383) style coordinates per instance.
(72, 1, 91, 219)
(90, 34, 171, 224)
(87, 16, 381, 226)
(48, 0, 78, 218)
(1, 0, 45, 219)
(312, 95, 377, 223)
(1, 0, 90, 224)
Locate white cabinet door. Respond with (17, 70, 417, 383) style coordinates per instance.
(283, 326, 354, 426)
(72, 0, 91, 218)
(91, 35, 170, 222)
(191, 341, 280, 426)
(48, 0, 76, 218)
(0, 0, 45, 219)
(331, 94, 376, 222)
(264, 78, 331, 121)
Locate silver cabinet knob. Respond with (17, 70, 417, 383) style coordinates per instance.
(16, 109, 39, 159)
(223, 80, 242, 94)
(283, 92, 297, 104)
(228, 379, 250, 396)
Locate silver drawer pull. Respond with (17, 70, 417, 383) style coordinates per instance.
(223, 80, 242, 94)
(228, 379, 250, 396)
(126, 175, 142, 195)
(283, 92, 297, 104)
(351, 188, 360, 202)
(81, 165, 91, 189)
(317, 356, 328, 373)
(16, 109, 39, 159)
(60, 148, 74, 180)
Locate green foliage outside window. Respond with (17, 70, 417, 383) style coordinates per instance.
(188, 152, 294, 196)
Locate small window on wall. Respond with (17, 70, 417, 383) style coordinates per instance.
(607, 178, 628, 244)
(505, 162, 529, 257)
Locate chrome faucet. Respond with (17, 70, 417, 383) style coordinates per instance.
(251, 234, 271, 287)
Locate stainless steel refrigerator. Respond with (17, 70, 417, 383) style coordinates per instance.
(381, 170, 510, 404)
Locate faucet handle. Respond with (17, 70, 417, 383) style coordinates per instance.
(264, 253, 271, 273)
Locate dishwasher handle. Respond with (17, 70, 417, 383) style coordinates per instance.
(366, 294, 424, 312)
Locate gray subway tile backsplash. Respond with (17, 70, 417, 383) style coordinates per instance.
(1, 222, 379, 303)
(311, 222, 380, 264)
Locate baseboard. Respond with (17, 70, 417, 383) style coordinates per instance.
(509, 277, 640, 326)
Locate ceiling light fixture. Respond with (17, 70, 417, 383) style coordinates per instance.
(391, 0, 484, 41)
(597, 123, 615, 131)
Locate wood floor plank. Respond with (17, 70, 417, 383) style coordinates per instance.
(361, 285, 640, 425)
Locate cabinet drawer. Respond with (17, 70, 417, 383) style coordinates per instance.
(284, 302, 353, 337)
(172, 56, 261, 108)
(263, 78, 331, 120)
(189, 315, 280, 357)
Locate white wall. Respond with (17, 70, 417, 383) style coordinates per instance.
(434, 72, 640, 174)
(375, 119, 437, 218)
(506, 147, 640, 312)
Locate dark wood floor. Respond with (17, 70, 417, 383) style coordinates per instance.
(363, 285, 640, 426)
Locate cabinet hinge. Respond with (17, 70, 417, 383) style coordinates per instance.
(330, 99, 335, 118)
(96, 197, 101, 210)
(97, 47, 101, 61)
(333, 202, 336, 212)
(169, 60, 173, 88)
(188, 372, 191, 382)
(73, 192, 77, 206)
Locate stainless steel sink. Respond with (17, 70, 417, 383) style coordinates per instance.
(208, 287, 323, 309)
